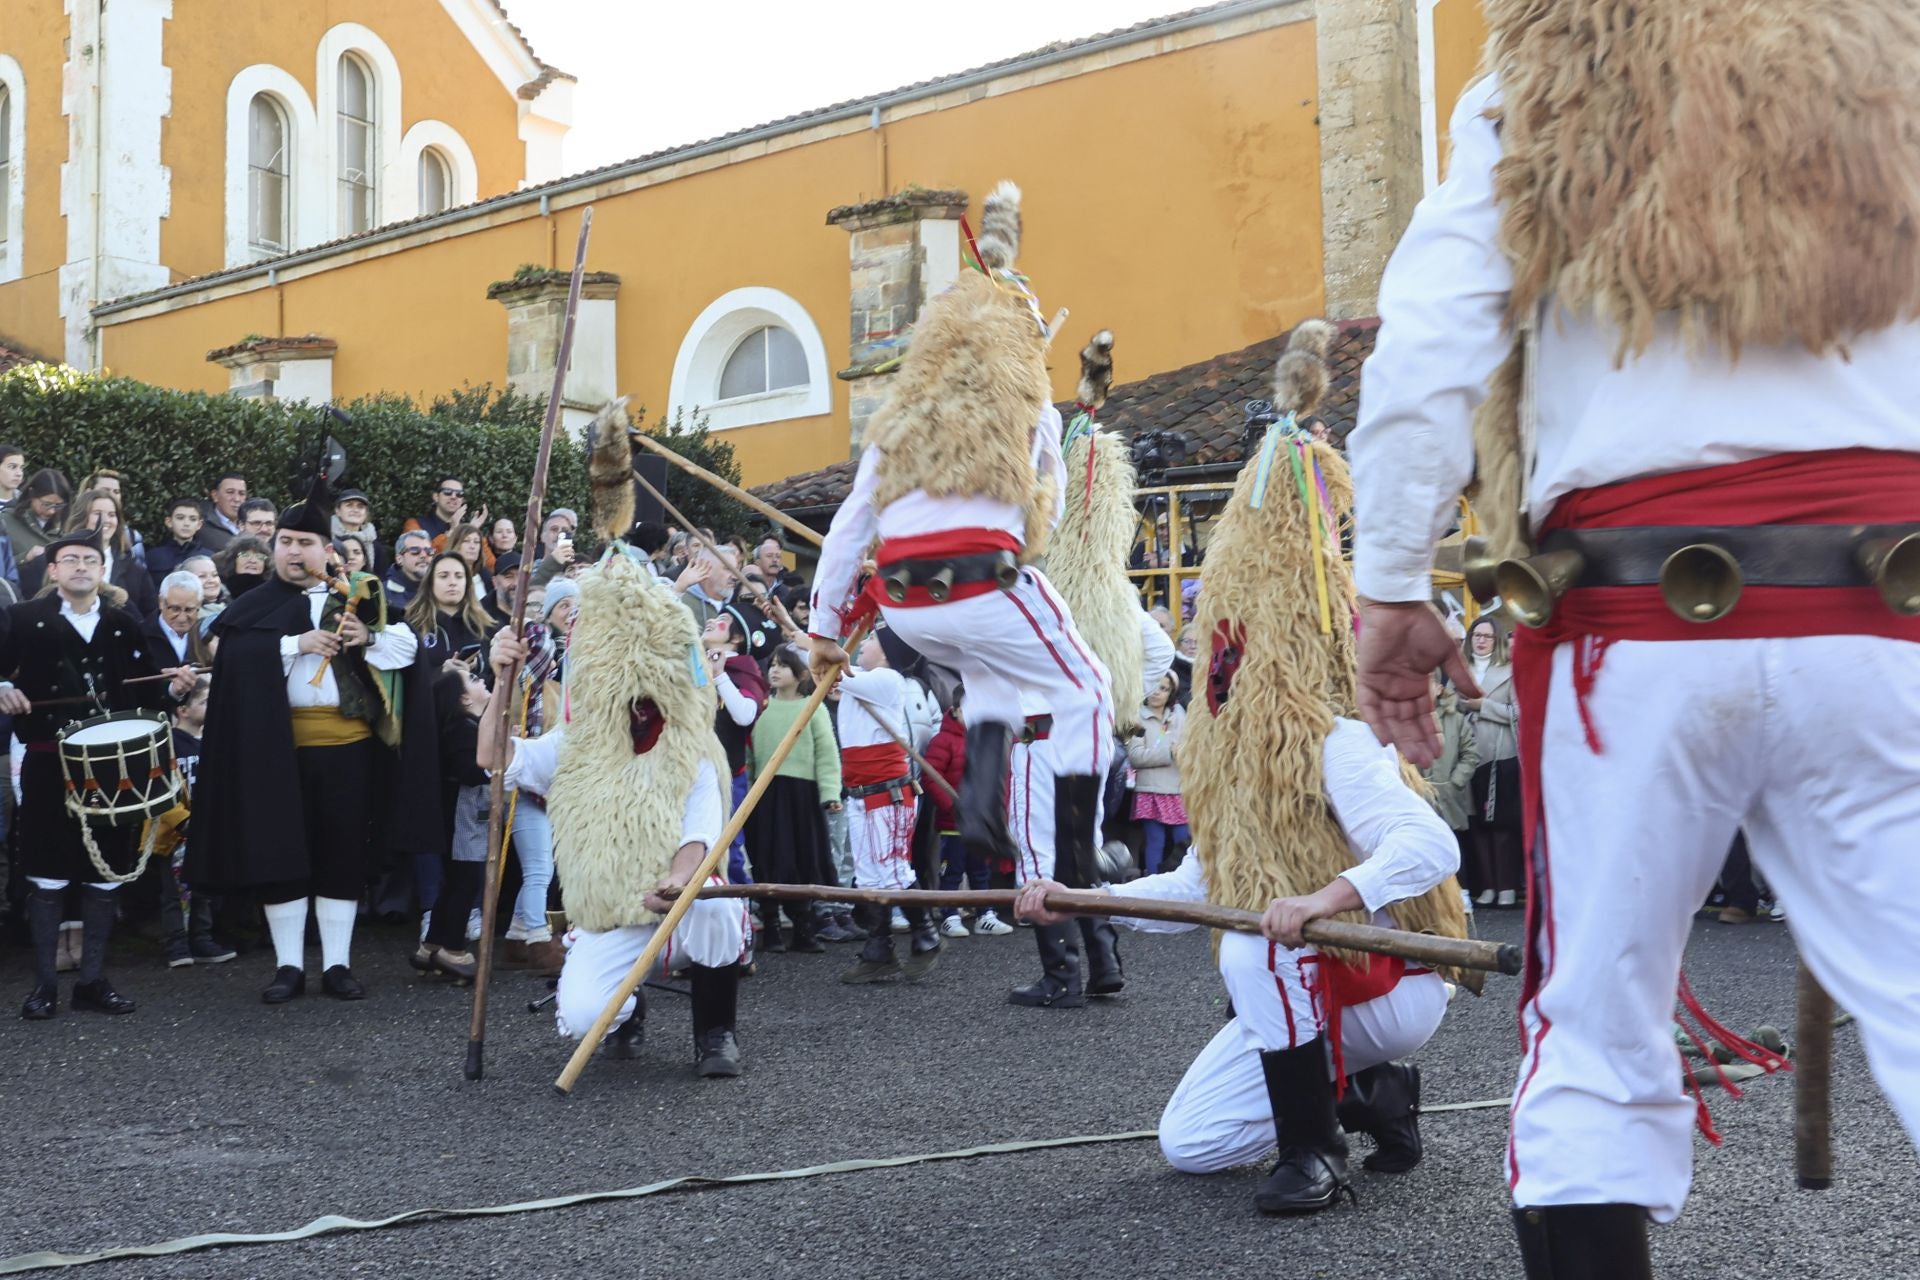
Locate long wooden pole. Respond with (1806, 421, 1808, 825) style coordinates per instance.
(1795, 963, 1835, 1190)
(630, 465, 806, 641)
(630, 432, 823, 548)
(857, 700, 959, 805)
(685, 883, 1523, 976)
(553, 622, 868, 1094)
(466, 207, 595, 1082)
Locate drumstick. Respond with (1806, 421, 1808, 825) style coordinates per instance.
(34, 668, 209, 707)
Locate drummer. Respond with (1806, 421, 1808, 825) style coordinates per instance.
(0, 529, 197, 1021)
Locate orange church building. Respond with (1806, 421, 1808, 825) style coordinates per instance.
(0, 0, 1487, 489)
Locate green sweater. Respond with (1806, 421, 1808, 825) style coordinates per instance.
(748, 696, 842, 797)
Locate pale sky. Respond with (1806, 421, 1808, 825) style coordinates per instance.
(510, 0, 1192, 175)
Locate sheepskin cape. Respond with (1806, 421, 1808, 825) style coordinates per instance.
(1048, 429, 1146, 734)
(549, 552, 731, 932)
(1469, 0, 1920, 557)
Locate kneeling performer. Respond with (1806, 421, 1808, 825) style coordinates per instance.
(1021, 323, 1471, 1214)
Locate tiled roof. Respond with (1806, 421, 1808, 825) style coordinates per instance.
(751, 318, 1380, 515)
(95, 0, 1289, 314)
(487, 1, 572, 85)
(0, 340, 51, 374)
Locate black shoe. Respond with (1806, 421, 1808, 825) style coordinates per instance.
(1008, 921, 1086, 1007)
(901, 907, 941, 981)
(840, 906, 900, 983)
(1255, 1040, 1353, 1215)
(1512, 1204, 1652, 1279)
(1337, 1061, 1422, 1172)
(788, 932, 826, 954)
(262, 966, 306, 1003)
(321, 965, 366, 1000)
(605, 1006, 646, 1060)
(20, 984, 57, 1020)
(165, 938, 193, 968)
(958, 723, 1018, 865)
(71, 978, 137, 1015)
(189, 935, 238, 964)
(1078, 917, 1124, 996)
(695, 1027, 742, 1077)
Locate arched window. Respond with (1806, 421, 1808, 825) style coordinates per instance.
(247, 94, 290, 256)
(417, 146, 451, 216)
(0, 86, 11, 252)
(718, 326, 810, 400)
(336, 55, 375, 234)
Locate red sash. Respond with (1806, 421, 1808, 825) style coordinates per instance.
(847, 528, 1023, 626)
(1302, 952, 1431, 1093)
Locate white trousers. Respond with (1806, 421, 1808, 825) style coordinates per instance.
(554, 892, 748, 1041)
(1007, 730, 1115, 886)
(1158, 930, 1448, 1173)
(849, 794, 918, 890)
(881, 567, 1113, 777)
(1512, 635, 1920, 1222)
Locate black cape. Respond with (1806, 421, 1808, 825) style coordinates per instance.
(186, 578, 442, 893)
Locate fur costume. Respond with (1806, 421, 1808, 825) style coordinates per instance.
(586, 397, 636, 542)
(1180, 322, 1470, 974)
(864, 181, 1056, 557)
(1048, 332, 1146, 732)
(1469, 0, 1920, 558)
(549, 410, 732, 932)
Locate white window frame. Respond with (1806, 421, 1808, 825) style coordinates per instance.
(668, 287, 831, 432)
(224, 65, 323, 267)
(246, 94, 293, 258)
(334, 54, 377, 236)
(395, 120, 478, 220)
(0, 57, 25, 284)
(315, 24, 403, 237)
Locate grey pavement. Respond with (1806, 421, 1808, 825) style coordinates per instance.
(0, 908, 1912, 1279)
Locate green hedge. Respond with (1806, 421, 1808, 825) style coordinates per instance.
(0, 366, 753, 551)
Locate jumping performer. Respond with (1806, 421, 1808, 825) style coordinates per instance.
(1348, 7, 1920, 1273)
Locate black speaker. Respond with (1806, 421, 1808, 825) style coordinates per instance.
(633, 455, 667, 526)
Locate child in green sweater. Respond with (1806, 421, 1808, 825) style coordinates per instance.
(745, 647, 843, 951)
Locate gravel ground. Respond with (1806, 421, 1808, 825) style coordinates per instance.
(0, 908, 1912, 1279)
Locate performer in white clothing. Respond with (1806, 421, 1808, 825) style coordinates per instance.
(1347, 8, 1920, 1274)
(808, 183, 1113, 935)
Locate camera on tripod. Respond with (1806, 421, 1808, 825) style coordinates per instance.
(1128, 429, 1192, 483)
(1241, 398, 1283, 459)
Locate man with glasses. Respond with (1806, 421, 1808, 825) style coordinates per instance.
(1, 531, 197, 1020)
(384, 530, 434, 612)
(146, 572, 208, 667)
(403, 476, 486, 552)
(238, 499, 278, 542)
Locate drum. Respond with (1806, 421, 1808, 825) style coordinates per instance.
(56, 710, 180, 828)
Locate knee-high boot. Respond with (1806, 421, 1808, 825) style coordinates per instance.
(72, 886, 135, 1014)
(1254, 1039, 1352, 1215)
(21, 887, 62, 1019)
(1335, 1061, 1423, 1172)
(688, 963, 742, 1077)
(958, 723, 1017, 864)
(1511, 1205, 1652, 1279)
(1008, 919, 1085, 1008)
(1076, 916, 1124, 996)
(900, 905, 941, 980)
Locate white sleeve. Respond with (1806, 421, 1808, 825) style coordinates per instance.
(503, 731, 562, 797)
(681, 760, 724, 851)
(1350, 76, 1514, 604)
(839, 665, 898, 708)
(714, 671, 758, 727)
(1323, 721, 1460, 913)
(1138, 608, 1176, 695)
(809, 447, 883, 642)
(1032, 404, 1067, 530)
(366, 619, 418, 670)
(1105, 853, 1209, 934)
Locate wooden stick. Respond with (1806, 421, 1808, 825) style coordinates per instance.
(631, 466, 805, 645)
(553, 622, 869, 1095)
(683, 883, 1523, 976)
(467, 207, 594, 1083)
(853, 698, 959, 806)
(630, 432, 824, 548)
(35, 668, 210, 709)
(1795, 962, 1835, 1190)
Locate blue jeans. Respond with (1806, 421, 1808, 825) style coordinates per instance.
(510, 797, 554, 937)
(937, 833, 988, 916)
(729, 770, 752, 884)
(1140, 821, 1189, 877)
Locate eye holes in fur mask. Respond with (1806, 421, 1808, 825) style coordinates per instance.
(1206, 620, 1246, 716)
(630, 699, 664, 755)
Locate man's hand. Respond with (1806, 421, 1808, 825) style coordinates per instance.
(297, 629, 342, 658)
(337, 612, 370, 649)
(490, 631, 528, 678)
(0, 685, 31, 715)
(1260, 878, 1364, 948)
(808, 636, 849, 685)
(165, 666, 197, 699)
(641, 876, 686, 917)
(1355, 599, 1480, 768)
(552, 538, 576, 568)
(1015, 877, 1073, 924)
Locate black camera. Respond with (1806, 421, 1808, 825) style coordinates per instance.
(1128, 429, 1192, 483)
(1242, 399, 1283, 459)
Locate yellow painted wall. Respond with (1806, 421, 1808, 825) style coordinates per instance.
(1432, 0, 1489, 178)
(100, 16, 1329, 489)
(159, 0, 527, 283)
(0, 0, 79, 359)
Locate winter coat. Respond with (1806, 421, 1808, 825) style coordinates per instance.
(1467, 660, 1518, 764)
(1421, 688, 1479, 830)
(1126, 702, 1185, 796)
(922, 714, 966, 832)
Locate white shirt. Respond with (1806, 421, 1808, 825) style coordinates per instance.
(504, 729, 722, 848)
(59, 596, 103, 644)
(1349, 76, 1920, 604)
(277, 585, 419, 707)
(810, 404, 1069, 640)
(1106, 718, 1458, 932)
(836, 665, 908, 753)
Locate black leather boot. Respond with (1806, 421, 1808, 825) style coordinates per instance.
(958, 722, 1017, 865)
(1336, 1061, 1423, 1172)
(1008, 920, 1086, 1007)
(786, 903, 825, 954)
(1254, 1040, 1353, 1215)
(840, 904, 899, 983)
(1052, 773, 1102, 889)
(71, 886, 135, 1015)
(688, 963, 742, 1077)
(604, 986, 647, 1059)
(1511, 1204, 1653, 1279)
(901, 906, 941, 980)
(1077, 917, 1125, 996)
(21, 886, 62, 1020)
